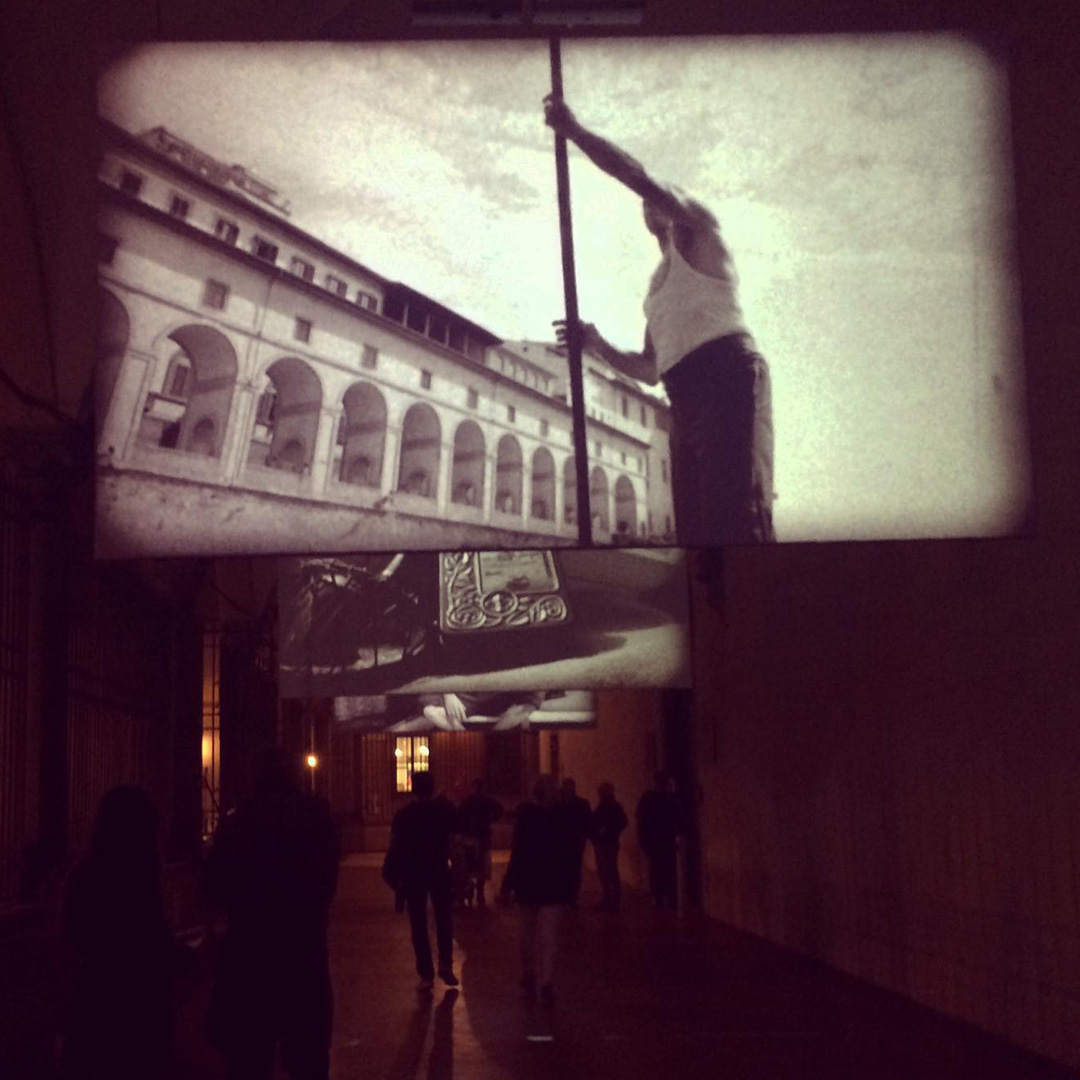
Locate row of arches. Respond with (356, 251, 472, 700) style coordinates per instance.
(102, 302, 641, 533)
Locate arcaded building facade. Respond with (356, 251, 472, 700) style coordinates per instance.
(94, 121, 675, 557)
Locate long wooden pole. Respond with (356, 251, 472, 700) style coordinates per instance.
(549, 37, 593, 547)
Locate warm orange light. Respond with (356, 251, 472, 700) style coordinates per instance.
(306, 753, 318, 769)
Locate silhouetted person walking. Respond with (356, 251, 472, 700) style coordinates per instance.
(590, 782, 629, 911)
(457, 778, 504, 908)
(500, 775, 577, 1006)
(205, 746, 340, 1080)
(60, 785, 179, 1080)
(636, 770, 683, 910)
(560, 777, 592, 907)
(384, 770, 459, 990)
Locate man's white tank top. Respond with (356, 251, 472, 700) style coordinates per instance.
(643, 243, 747, 378)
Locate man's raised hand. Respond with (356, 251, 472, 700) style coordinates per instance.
(543, 93, 580, 138)
(553, 317, 600, 352)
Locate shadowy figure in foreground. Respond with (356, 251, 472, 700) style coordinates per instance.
(59, 785, 180, 1080)
(383, 770, 460, 990)
(457, 777, 504, 908)
(635, 770, 684, 910)
(205, 746, 340, 1080)
(500, 775, 577, 1006)
(591, 782, 629, 911)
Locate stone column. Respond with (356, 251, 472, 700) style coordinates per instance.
(381, 424, 401, 495)
(99, 348, 154, 463)
(221, 381, 256, 485)
(436, 440, 454, 516)
(310, 405, 339, 495)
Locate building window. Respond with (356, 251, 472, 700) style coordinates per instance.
(621, 451, 627, 465)
(119, 170, 143, 197)
(637, 455, 644, 472)
(406, 305, 427, 333)
(256, 388, 277, 426)
(661, 458, 668, 483)
(448, 325, 465, 352)
(294, 317, 312, 344)
(290, 256, 315, 282)
(465, 336, 485, 362)
(252, 237, 279, 264)
(169, 194, 191, 220)
(214, 218, 239, 245)
(201, 624, 222, 843)
(428, 315, 448, 345)
(164, 353, 193, 400)
(640, 404, 648, 426)
(420, 370, 432, 390)
(395, 735, 430, 793)
(595, 441, 602, 458)
(356, 290, 379, 312)
(202, 279, 229, 311)
(361, 345, 378, 370)
(467, 388, 479, 409)
(621, 395, 629, 418)
(325, 273, 347, 298)
(540, 418, 549, 437)
(97, 232, 118, 264)
(507, 405, 516, 423)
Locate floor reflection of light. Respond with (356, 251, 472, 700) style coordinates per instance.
(526, 1035, 555, 1042)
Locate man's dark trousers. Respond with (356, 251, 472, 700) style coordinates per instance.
(404, 869, 453, 978)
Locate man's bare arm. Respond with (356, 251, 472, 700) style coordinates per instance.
(555, 320, 659, 385)
(544, 95, 716, 232)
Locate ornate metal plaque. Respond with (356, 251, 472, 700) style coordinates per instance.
(439, 550, 571, 634)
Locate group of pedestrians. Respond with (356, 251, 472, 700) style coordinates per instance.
(55, 758, 686, 1079)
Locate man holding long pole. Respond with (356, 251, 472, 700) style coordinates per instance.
(544, 93, 777, 548)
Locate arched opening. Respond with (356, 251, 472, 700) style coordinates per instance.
(137, 323, 238, 457)
(249, 356, 323, 474)
(530, 447, 555, 521)
(614, 474, 637, 540)
(451, 420, 485, 508)
(397, 403, 441, 498)
(494, 434, 523, 515)
(590, 466, 610, 534)
(339, 382, 387, 488)
(562, 457, 577, 525)
(96, 288, 130, 440)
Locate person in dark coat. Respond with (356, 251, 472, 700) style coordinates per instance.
(60, 785, 179, 1080)
(590, 782, 629, 911)
(204, 746, 340, 1080)
(560, 777, 592, 907)
(456, 778, 504, 908)
(383, 770, 459, 990)
(500, 775, 577, 1006)
(635, 770, 684, 910)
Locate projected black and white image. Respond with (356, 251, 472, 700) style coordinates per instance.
(94, 36, 1028, 558)
(278, 548, 690, 697)
(333, 690, 596, 732)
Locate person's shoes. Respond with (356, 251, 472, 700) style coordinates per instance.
(539, 984, 555, 1008)
(438, 967, 459, 987)
(519, 974, 537, 1001)
(418, 976, 435, 991)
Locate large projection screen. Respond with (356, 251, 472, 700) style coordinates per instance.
(278, 547, 691, 697)
(94, 35, 1029, 558)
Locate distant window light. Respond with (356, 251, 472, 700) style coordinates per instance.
(97, 233, 118, 264)
(290, 256, 315, 282)
(215, 218, 239, 245)
(356, 290, 379, 312)
(119, 170, 143, 197)
(294, 317, 312, 344)
(540, 418, 549, 437)
(361, 345, 378, 370)
(169, 195, 190, 220)
(252, 237, 278, 264)
(420, 370, 432, 390)
(467, 388, 479, 409)
(325, 273, 348, 298)
(507, 405, 516, 423)
(202, 279, 229, 311)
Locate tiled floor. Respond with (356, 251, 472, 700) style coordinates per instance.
(166, 856, 1080, 1080)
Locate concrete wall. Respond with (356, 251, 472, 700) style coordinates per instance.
(688, 541, 1080, 1070)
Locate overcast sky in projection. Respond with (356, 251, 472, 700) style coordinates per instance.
(99, 36, 1029, 541)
